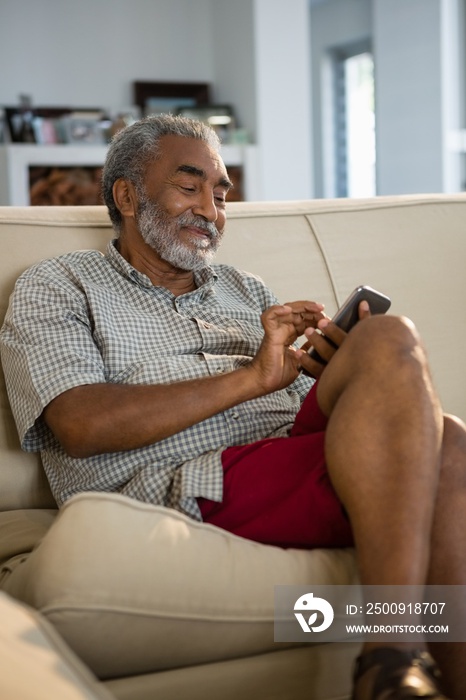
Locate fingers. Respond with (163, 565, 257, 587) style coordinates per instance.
(259, 300, 331, 360)
(260, 305, 301, 347)
(284, 300, 325, 315)
(262, 303, 325, 330)
(298, 328, 336, 377)
(297, 318, 345, 377)
(298, 302, 371, 377)
(295, 347, 323, 379)
(358, 300, 371, 320)
(261, 304, 294, 327)
(283, 300, 326, 334)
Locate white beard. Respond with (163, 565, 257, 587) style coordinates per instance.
(136, 195, 223, 271)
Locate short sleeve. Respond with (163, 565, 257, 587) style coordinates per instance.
(0, 261, 107, 452)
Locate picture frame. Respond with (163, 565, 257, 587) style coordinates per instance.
(59, 112, 107, 145)
(133, 81, 210, 117)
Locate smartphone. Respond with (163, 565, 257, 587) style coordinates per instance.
(307, 285, 391, 366)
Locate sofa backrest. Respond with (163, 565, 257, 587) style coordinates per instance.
(0, 194, 465, 511)
(0, 207, 112, 509)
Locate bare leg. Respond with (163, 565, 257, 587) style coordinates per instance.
(317, 314, 443, 589)
(426, 415, 466, 698)
(315, 314, 463, 697)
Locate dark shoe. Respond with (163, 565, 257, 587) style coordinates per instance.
(351, 647, 451, 699)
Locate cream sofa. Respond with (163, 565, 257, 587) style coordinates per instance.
(0, 195, 465, 700)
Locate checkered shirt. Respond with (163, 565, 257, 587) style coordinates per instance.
(0, 241, 313, 520)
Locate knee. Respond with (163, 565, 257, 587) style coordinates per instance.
(317, 314, 438, 419)
(346, 314, 427, 371)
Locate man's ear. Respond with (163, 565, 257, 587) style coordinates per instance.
(113, 178, 138, 219)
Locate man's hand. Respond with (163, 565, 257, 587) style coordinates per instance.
(297, 300, 371, 378)
(43, 299, 327, 458)
(248, 301, 325, 393)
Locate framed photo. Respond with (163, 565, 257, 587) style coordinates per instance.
(60, 112, 106, 145)
(133, 81, 210, 117)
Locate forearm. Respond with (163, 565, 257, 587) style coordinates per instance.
(43, 365, 263, 458)
(43, 302, 323, 459)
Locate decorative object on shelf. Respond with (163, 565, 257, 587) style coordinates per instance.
(176, 104, 235, 142)
(5, 95, 36, 143)
(108, 109, 140, 139)
(0, 109, 6, 143)
(59, 111, 108, 145)
(4, 103, 109, 145)
(133, 81, 210, 118)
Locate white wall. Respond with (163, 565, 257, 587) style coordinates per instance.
(0, 0, 315, 201)
(211, 0, 314, 199)
(211, 0, 257, 142)
(310, 0, 465, 197)
(2, 0, 463, 200)
(253, 0, 313, 200)
(0, 0, 214, 115)
(373, 0, 463, 194)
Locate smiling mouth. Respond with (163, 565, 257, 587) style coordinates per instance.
(182, 225, 216, 242)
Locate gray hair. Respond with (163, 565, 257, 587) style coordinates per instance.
(102, 114, 222, 233)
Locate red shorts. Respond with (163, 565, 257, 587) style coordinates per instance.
(197, 382, 353, 549)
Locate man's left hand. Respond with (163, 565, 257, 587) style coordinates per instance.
(297, 300, 371, 378)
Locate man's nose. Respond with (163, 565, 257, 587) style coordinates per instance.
(192, 189, 218, 222)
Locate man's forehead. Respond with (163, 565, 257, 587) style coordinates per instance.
(155, 134, 229, 180)
(175, 163, 232, 190)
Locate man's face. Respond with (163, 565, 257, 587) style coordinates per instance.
(135, 135, 232, 271)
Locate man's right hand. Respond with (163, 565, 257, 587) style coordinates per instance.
(43, 300, 326, 459)
(247, 301, 325, 394)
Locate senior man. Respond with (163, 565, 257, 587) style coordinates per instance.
(1, 115, 466, 700)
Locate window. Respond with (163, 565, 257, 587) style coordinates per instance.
(332, 43, 376, 197)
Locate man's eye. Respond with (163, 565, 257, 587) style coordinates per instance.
(182, 186, 196, 193)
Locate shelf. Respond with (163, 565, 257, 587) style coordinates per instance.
(0, 143, 259, 206)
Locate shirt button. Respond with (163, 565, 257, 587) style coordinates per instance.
(231, 412, 240, 420)
(216, 367, 224, 374)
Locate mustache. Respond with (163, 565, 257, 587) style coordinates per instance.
(176, 213, 220, 240)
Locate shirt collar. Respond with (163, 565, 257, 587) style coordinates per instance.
(105, 239, 218, 293)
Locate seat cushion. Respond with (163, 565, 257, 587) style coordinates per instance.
(0, 591, 114, 700)
(1, 492, 357, 680)
(0, 508, 57, 570)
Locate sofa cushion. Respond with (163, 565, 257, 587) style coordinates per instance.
(0, 206, 112, 512)
(0, 377, 57, 510)
(1, 491, 358, 680)
(0, 591, 115, 700)
(0, 508, 57, 569)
